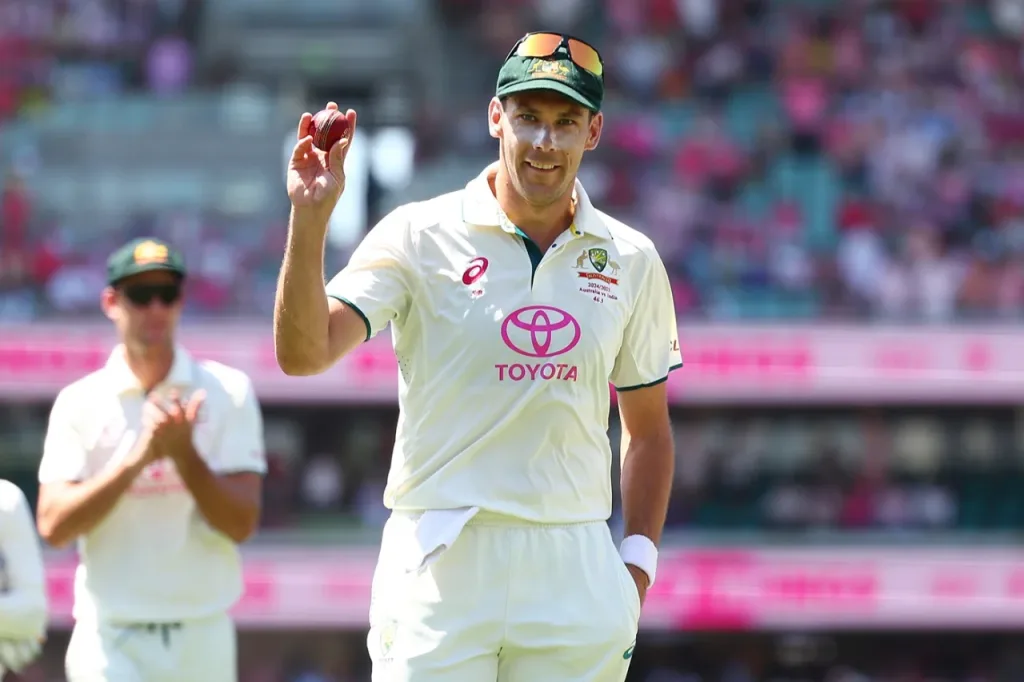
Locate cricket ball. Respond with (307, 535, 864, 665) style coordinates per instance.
(307, 109, 351, 151)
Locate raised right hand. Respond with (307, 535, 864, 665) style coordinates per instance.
(287, 102, 358, 214)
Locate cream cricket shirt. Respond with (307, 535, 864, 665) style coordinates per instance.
(37, 347, 266, 624)
(327, 163, 682, 524)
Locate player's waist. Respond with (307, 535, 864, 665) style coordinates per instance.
(101, 610, 228, 627)
(390, 508, 606, 528)
(385, 467, 612, 525)
(75, 602, 234, 630)
(73, 564, 243, 625)
(384, 507, 612, 575)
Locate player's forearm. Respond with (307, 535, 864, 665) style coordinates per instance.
(173, 445, 259, 543)
(274, 207, 332, 376)
(0, 591, 46, 640)
(37, 460, 146, 548)
(619, 431, 674, 545)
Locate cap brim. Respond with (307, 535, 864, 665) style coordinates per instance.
(496, 79, 600, 112)
(110, 263, 186, 285)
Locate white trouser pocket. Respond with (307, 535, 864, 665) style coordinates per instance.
(401, 507, 480, 574)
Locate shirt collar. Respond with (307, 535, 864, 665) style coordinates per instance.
(104, 344, 195, 395)
(461, 162, 611, 240)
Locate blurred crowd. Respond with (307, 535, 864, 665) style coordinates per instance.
(6, 0, 1024, 320)
(0, 0, 282, 321)
(660, 407, 1024, 533)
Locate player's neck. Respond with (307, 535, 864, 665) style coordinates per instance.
(491, 170, 574, 251)
(124, 342, 175, 392)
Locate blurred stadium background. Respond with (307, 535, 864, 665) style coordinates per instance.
(6, 0, 1024, 679)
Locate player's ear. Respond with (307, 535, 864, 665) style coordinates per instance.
(488, 97, 504, 140)
(100, 286, 118, 322)
(584, 111, 603, 152)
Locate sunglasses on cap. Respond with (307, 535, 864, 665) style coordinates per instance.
(507, 32, 604, 78)
(121, 283, 182, 307)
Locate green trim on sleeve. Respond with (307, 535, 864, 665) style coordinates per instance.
(615, 362, 683, 392)
(327, 294, 372, 342)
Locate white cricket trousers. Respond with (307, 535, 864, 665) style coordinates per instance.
(64, 612, 236, 682)
(367, 510, 642, 682)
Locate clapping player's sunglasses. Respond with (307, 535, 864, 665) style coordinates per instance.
(506, 32, 604, 78)
(122, 283, 182, 307)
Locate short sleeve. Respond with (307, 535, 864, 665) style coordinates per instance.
(610, 248, 683, 391)
(210, 378, 267, 475)
(325, 206, 414, 340)
(38, 389, 88, 484)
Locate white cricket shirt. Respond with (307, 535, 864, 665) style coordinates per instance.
(37, 346, 266, 624)
(0, 480, 47, 640)
(326, 163, 682, 523)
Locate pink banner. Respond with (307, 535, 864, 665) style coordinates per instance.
(6, 323, 1024, 403)
(42, 547, 1024, 630)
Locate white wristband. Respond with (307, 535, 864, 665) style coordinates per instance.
(619, 534, 658, 587)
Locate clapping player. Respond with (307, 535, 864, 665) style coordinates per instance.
(36, 239, 266, 682)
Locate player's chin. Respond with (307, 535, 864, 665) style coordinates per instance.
(518, 171, 567, 201)
(520, 186, 565, 207)
(137, 328, 172, 347)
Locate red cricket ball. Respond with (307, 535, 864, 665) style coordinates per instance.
(306, 109, 351, 151)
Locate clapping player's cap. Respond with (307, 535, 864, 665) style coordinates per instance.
(107, 237, 187, 286)
(496, 32, 605, 112)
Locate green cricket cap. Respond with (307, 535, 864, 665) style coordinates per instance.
(496, 37, 604, 112)
(107, 237, 187, 286)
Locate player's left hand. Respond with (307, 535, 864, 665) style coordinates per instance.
(150, 390, 206, 459)
(626, 564, 649, 607)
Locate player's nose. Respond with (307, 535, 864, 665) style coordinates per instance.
(531, 127, 556, 152)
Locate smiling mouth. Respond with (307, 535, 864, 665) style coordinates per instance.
(525, 160, 559, 172)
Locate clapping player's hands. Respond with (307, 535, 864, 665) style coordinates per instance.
(122, 393, 176, 470)
(148, 390, 206, 462)
(287, 102, 357, 214)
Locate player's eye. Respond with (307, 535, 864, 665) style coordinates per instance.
(519, 113, 538, 122)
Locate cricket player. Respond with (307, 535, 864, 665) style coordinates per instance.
(36, 238, 266, 682)
(275, 32, 680, 681)
(0, 480, 47, 678)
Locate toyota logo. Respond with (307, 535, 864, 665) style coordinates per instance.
(500, 305, 581, 358)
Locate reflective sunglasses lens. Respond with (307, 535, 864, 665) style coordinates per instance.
(516, 33, 564, 58)
(568, 39, 603, 76)
(515, 34, 603, 78)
